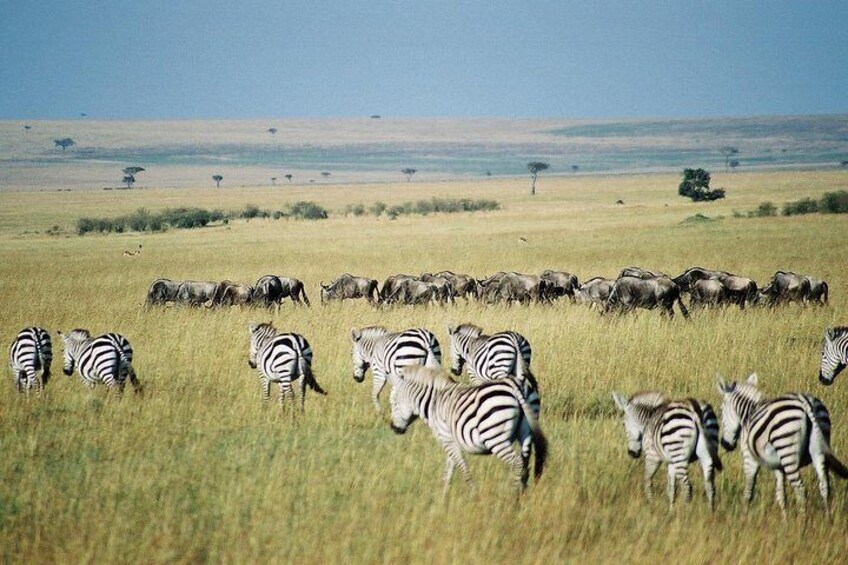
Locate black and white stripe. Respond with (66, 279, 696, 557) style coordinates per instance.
(612, 391, 722, 510)
(9, 326, 52, 392)
(819, 326, 848, 385)
(350, 326, 442, 411)
(717, 373, 848, 516)
(59, 329, 141, 392)
(389, 366, 547, 494)
(248, 322, 326, 409)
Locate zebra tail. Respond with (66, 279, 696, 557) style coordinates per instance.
(691, 400, 723, 472)
(822, 281, 829, 305)
(517, 391, 547, 483)
(515, 353, 539, 393)
(826, 452, 848, 479)
(301, 360, 327, 395)
(796, 395, 847, 477)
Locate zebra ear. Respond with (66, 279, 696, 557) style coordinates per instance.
(826, 328, 837, 341)
(350, 328, 361, 342)
(716, 375, 734, 394)
(611, 392, 628, 411)
(248, 323, 258, 333)
(746, 372, 759, 386)
(447, 325, 456, 335)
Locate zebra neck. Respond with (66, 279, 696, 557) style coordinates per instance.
(735, 394, 762, 426)
(632, 404, 661, 429)
(467, 335, 490, 356)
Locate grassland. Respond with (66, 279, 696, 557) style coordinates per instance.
(1, 170, 848, 563)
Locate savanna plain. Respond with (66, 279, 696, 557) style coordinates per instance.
(1, 170, 847, 563)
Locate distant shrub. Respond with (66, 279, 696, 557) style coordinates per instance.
(370, 201, 388, 217)
(820, 190, 848, 214)
(240, 204, 264, 219)
(782, 198, 819, 216)
(352, 198, 499, 219)
(286, 201, 328, 220)
(386, 204, 406, 219)
(753, 201, 777, 217)
(345, 203, 366, 216)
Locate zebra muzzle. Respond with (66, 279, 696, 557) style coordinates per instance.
(720, 438, 737, 452)
(627, 449, 640, 459)
(390, 424, 406, 435)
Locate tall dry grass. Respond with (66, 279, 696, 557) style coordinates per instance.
(1, 171, 847, 562)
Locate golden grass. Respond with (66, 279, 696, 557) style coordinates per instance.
(1, 170, 848, 563)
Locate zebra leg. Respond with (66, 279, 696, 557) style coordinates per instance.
(261, 376, 271, 402)
(127, 365, 142, 395)
(443, 444, 472, 493)
(299, 376, 307, 411)
(279, 381, 295, 411)
(812, 453, 830, 515)
(492, 443, 527, 491)
(774, 471, 787, 519)
(643, 455, 661, 501)
(666, 465, 677, 508)
(371, 373, 386, 412)
(443, 457, 457, 498)
(742, 451, 760, 505)
(785, 465, 807, 514)
(678, 467, 693, 504)
(699, 459, 716, 512)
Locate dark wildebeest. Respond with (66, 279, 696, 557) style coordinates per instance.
(277, 276, 310, 306)
(619, 267, 669, 280)
(672, 267, 723, 293)
(380, 274, 418, 303)
(495, 273, 550, 305)
(320, 274, 379, 304)
(209, 280, 253, 307)
(433, 271, 478, 300)
(805, 276, 829, 305)
(689, 278, 731, 308)
(177, 280, 219, 307)
(673, 267, 756, 309)
(419, 273, 456, 304)
(540, 270, 579, 300)
(574, 277, 615, 308)
(758, 271, 811, 306)
(605, 276, 689, 318)
(477, 272, 509, 303)
(145, 278, 182, 307)
(385, 279, 440, 305)
(253, 275, 284, 308)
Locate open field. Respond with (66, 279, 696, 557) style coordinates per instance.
(2, 116, 847, 190)
(1, 170, 848, 562)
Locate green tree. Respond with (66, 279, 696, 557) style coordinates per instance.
(527, 162, 549, 196)
(212, 174, 223, 188)
(402, 168, 417, 182)
(678, 168, 725, 202)
(720, 146, 739, 172)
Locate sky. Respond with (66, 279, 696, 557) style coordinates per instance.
(1, 1, 846, 119)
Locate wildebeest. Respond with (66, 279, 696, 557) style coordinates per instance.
(574, 277, 615, 308)
(274, 276, 311, 306)
(672, 267, 723, 292)
(252, 275, 284, 308)
(320, 274, 379, 304)
(478, 272, 549, 305)
(384, 279, 441, 305)
(540, 270, 579, 300)
(758, 271, 812, 306)
(418, 273, 456, 304)
(176, 280, 219, 307)
(673, 268, 756, 309)
(689, 278, 731, 308)
(209, 280, 253, 307)
(605, 276, 689, 318)
(805, 276, 829, 305)
(380, 274, 418, 303)
(432, 271, 478, 300)
(145, 278, 182, 307)
(619, 267, 668, 280)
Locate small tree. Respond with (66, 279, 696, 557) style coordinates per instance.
(402, 168, 417, 182)
(267, 127, 278, 137)
(720, 146, 739, 172)
(285, 174, 293, 182)
(23, 125, 32, 133)
(527, 162, 549, 196)
(840, 160, 848, 167)
(271, 177, 277, 186)
(571, 165, 579, 172)
(729, 160, 740, 172)
(54, 138, 75, 151)
(122, 166, 145, 188)
(212, 174, 223, 188)
(678, 168, 725, 202)
(321, 172, 331, 178)
(123, 175, 136, 188)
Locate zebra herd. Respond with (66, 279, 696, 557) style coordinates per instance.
(9, 323, 848, 511)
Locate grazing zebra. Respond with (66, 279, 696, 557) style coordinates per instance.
(389, 366, 547, 495)
(717, 373, 848, 516)
(9, 327, 52, 392)
(248, 322, 326, 409)
(819, 327, 848, 385)
(58, 329, 142, 393)
(612, 391, 722, 510)
(349, 326, 441, 411)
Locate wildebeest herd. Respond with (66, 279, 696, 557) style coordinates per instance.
(8, 263, 845, 514)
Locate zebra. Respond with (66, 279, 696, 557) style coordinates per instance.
(9, 327, 52, 392)
(819, 327, 848, 386)
(716, 373, 848, 516)
(58, 329, 142, 393)
(389, 365, 547, 495)
(248, 322, 326, 409)
(611, 391, 722, 510)
(349, 326, 441, 411)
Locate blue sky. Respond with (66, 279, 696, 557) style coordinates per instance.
(1, 1, 846, 119)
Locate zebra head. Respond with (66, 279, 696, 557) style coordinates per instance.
(388, 378, 416, 434)
(349, 327, 370, 382)
(612, 391, 661, 458)
(716, 373, 760, 451)
(447, 323, 480, 376)
(58, 329, 89, 376)
(820, 327, 848, 386)
(248, 322, 275, 369)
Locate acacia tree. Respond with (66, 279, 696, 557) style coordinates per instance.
(54, 138, 75, 151)
(122, 166, 145, 188)
(23, 125, 32, 133)
(678, 168, 725, 201)
(720, 146, 739, 172)
(271, 177, 277, 186)
(527, 162, 549, 196)
(729, 160, 740, 172)
(401, 168, 417, 182)
(267, 127, 278, 137)
(212, 174, 223, 188)
(284, 174, 293, 182)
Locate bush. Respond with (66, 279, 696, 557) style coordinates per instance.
(782, 198, 819, 216)
(286, 201, 328, 220)
(678, 168, 726, 202)
(754, 201, 777, 217)
(370, 201, 387, 217)
(820, 190, 848, 214)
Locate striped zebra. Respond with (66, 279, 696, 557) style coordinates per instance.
(819, 327, 848, 385)
(612, 391, 723, 510)
(389, 366, 547, 495)
(717, 373, 848, 516)
(9, 327, 52, 392)
(248, 322, 326, 409)
(58, 329, 141, 393)
(349, 326, 442, 411)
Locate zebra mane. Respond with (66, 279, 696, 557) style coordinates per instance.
(829, 326, 848, 337)
(67, 328, 91, 340)
(456, 323, 483, 337)
(359, 326, 390, 340)
(400, 366, 458, 390)
(629, 391, 666, 409)
(732, 382, 763, 404)
(250, 322, 276, 335)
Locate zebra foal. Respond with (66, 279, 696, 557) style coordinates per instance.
(9, 327, 52, 392)
(612, 391, 722, 510)
(58, 329, 141, 393)
(389, 366, 547, 495)
(717, 373, 848, 516)
(819, 326, 848, 385)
